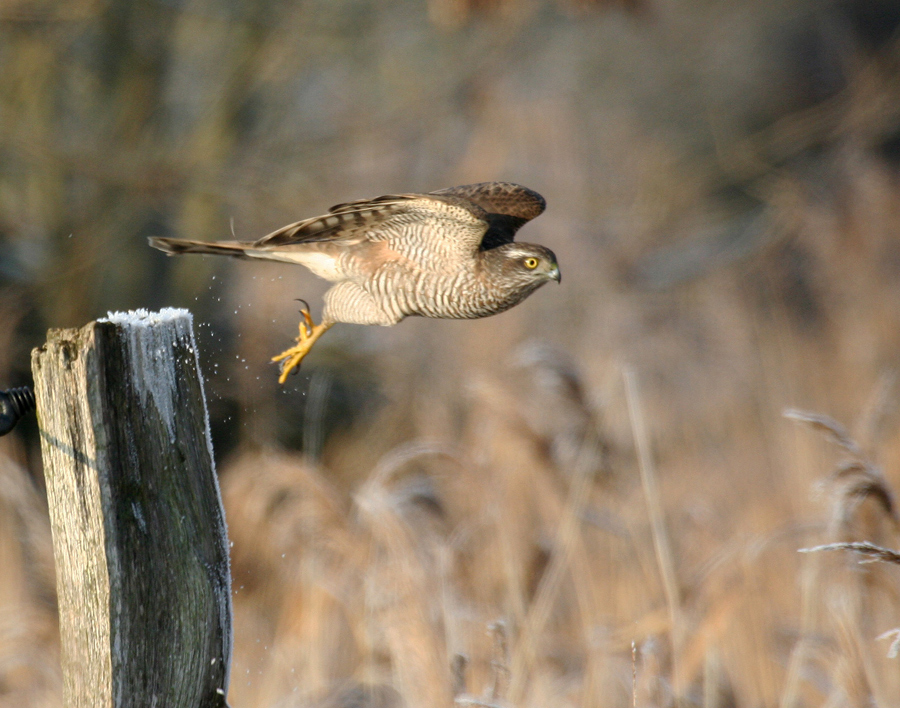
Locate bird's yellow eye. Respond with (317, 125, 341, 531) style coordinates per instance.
(524, 257, 539, 269)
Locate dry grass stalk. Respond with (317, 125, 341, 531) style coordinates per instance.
(451, 653, 469, 698)
(779, 550, 821, 708)
(354, 445, 462, 708)
(486, 620, 510, 702)
(624, 367, 683, 693)
(800, 541, 900, 565)
(454, 698, 505, 708)
(783, 406, 900, 706)
(0, 457, 60, 708)
(876, 629, 900, 659)
(631, 641, 636, 708)
(782, 409, 863, 458)
(506, 423, 601, 703)
(222, 453, 362, 707)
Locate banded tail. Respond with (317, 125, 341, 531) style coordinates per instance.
(149, 237, 252, 259)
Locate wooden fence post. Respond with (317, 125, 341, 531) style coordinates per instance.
(32, 309, 232, 708)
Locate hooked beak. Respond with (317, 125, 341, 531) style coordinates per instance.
(549, 264, 561, 283)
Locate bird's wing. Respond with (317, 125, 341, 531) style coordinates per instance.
(254, 193, 491, 270)
(429, 182, 546, 249)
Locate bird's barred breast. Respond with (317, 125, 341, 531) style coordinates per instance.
(366, 264, 532, 321)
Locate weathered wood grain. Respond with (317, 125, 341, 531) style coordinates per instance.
(32, 310, 232, 708)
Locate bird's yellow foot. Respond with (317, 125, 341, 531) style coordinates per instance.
(271, 311, 334, 384)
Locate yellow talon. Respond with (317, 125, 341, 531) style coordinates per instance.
(271, 311, 334, 384)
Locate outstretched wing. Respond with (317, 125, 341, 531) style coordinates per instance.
(249, 182, 543, 269)
(430, 182, 546, 250)
(254, 192, 492, 270)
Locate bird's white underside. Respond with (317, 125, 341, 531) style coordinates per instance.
(246, 250, 343, 281)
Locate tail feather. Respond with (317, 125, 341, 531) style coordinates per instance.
(148, 237, 251, 259)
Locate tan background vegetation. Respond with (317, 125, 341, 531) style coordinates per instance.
(1, 0, 900, 705)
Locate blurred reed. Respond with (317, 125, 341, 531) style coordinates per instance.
(1, 0, 900, 706)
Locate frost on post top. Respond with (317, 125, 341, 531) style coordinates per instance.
(99, 308, 199, 440)
(100, 307, 193, 329)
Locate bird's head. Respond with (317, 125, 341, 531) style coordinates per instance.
(487, 243, 561, 286)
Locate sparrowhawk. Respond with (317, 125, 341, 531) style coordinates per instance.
(150, 182, 560, 382)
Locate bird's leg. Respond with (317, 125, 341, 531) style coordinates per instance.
(271, 308, 334, 384)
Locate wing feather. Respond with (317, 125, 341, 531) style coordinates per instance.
(430, 182, 546, 249)
(252, 193, 490, 270)
(247, 183, 543, 269)
(253, 200, 408, 248)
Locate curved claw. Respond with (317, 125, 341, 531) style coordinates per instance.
(271, 314, 334, 384)
(287, 301, 314, 337)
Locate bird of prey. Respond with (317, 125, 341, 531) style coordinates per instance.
(150, 182, 560, 383)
